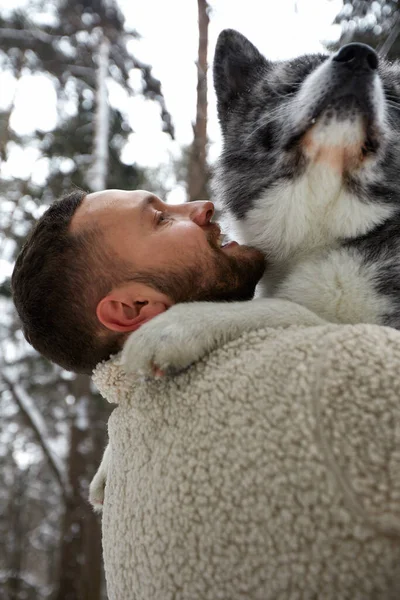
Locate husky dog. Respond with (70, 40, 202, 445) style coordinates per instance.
(89, 30, 400, 509)
(212, 29, 400, 327)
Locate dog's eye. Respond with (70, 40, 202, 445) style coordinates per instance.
(280, 81, 301, 96)
(258, 122, 276, 151)
(280, 56, 327, 97)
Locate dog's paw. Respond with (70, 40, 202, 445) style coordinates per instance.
(122, 303, 218, 377)
(89, 469, 106, 513)
(89, 445, 110, 514)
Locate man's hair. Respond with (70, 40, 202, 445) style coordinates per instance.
(11, 190, 133, 374)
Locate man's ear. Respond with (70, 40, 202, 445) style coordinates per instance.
(96, 282, 172, 333)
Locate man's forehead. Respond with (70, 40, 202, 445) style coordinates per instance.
(70, 189, 150, 232)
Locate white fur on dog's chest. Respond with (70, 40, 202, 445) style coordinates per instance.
(233, 165, 395, 325)
(237, 165, 391, 263)
(268, 248, 394, 325)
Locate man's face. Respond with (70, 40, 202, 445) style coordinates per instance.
(71, 189, 266, 303)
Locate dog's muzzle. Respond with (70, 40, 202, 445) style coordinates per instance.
(285, 42, 384, 158)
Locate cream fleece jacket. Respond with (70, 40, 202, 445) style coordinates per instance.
(93, 322, 400, 600)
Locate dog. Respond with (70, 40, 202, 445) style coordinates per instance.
(89, 29, 400, 510)
(213, 29, 400, 326)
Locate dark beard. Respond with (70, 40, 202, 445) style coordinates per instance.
(138, 245, 266, 304)
(187, 249, 266, 302)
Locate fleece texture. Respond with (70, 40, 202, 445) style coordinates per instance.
(92, 323, 400, 600)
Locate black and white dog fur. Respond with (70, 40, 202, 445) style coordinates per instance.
(89, 30, 400, 510)
(213, 29, 400, 326)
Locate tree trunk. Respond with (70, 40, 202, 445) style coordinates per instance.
(187, 0, 210, 202)
(89, 33, 110, 192)
(55, 375, 107, 600)
(7, 470, 25, 600)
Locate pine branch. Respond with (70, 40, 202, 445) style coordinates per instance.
(0, 27, 57, 44)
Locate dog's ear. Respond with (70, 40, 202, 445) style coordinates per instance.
(213, 29, 269, 123)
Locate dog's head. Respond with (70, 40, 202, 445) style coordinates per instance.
(213, 29, 400, 221)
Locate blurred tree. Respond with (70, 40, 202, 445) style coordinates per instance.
(0, 1, 174, 599)
(332, 1, 400, 58)
(187, 0, 210, 201)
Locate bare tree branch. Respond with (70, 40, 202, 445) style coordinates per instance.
(378, 12, 400, 57)
(2, 373, 71, 501)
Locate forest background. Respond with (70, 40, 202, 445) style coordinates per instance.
(1, 1, 399, 598)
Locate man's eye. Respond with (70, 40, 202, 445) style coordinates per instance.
(156, 211, 169, 224)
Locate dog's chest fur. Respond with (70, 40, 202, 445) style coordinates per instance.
(235, 176, 391, 323)
(227, 164, 394, 325)
(237, 164, 390, 262)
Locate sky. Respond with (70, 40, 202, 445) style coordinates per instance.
(0, 0, 343, 204)
(119, 0, 342, 170)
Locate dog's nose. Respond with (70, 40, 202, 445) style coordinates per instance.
(333, 43, 378, 71)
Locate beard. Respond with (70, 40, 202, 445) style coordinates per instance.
(143, 233, 266, 305)
(178, 247, 266, 303)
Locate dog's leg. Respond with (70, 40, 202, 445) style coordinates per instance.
(122, 298, 327, 376)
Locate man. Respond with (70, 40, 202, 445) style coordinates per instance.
(12, 189, 400, 600)
(11, 188, 266, 374)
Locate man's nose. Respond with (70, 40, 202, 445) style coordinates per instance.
(188, 201, 214, 226)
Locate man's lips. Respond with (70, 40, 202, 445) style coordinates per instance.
(206, 223, 239, 249)
(222, 240, 239, 249)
